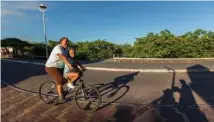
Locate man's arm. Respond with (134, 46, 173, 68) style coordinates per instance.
(54, 46, 73, 70)
(57, 54, 73, 70)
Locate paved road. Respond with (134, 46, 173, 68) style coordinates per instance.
(7, 58, 214, 70)
(1, 60, 214, 122)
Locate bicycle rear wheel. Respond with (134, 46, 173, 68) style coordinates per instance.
(39, 81, 59, 105)
(74, 84, 101, 112)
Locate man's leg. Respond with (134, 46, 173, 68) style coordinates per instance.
(45, 67, 65, 102)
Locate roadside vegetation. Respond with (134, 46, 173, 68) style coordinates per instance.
(1, 29, 214, 60)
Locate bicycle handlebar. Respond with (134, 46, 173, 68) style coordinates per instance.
(72, 68, 87, 72)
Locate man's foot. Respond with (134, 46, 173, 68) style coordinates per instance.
(62, 89, 67, 97)
(58, 96, 66, 103)
(67, 83, 76, 89)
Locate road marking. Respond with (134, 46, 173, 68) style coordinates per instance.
(1, 80, 38, 94)
(1, 59, 213, 73)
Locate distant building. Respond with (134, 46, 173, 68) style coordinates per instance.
(0, 47, 13, 57)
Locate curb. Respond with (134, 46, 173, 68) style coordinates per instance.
(113, 58, 214, 64)
(1, 59, 213, 73)
(86, 67, 213, 73)
(1, 80, 38, 94)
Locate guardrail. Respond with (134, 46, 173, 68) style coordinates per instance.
(113, 58, 214, 63)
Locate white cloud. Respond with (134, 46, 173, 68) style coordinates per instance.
(1, 1, 53, 28)
(1, 9, 24, 17)
(1, 1, 40, 17)
(4, 2, 39, 10)
(1, 1, 54, 41)
(1, 1, 53, 19)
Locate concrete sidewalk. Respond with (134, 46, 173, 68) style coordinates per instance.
(1, 59, 214, 72)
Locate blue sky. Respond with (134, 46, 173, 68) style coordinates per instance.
(1, 1, 214, 44)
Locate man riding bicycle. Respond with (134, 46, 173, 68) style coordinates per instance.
(45, 37, 84, 103)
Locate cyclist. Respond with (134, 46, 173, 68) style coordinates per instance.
(45, 37, 73, 103)
(63, 47, 86, 89)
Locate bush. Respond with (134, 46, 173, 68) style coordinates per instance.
(2, 29, 214, 60)
(31, 44, 46, 56)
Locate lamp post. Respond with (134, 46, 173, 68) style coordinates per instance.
(39, 4, 49, 59)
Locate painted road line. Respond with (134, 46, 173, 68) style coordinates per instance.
(1, 59, 213, 73)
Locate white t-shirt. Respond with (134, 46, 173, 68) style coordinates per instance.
(45, 44, 68, 68)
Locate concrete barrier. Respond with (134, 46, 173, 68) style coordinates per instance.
(113, 58, 214, 63)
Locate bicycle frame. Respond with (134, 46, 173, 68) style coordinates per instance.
(78, 73, 89, 99)
(39, 68, 101, 110)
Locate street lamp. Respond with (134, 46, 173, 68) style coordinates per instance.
(39, 4, 49, 59)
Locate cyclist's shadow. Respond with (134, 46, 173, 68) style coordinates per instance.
(64, 72, 139, 106)
(95, 72, 139, 110)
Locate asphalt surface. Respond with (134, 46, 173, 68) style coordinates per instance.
(7, 58, 214, 70)
(1, 60, 214, 122)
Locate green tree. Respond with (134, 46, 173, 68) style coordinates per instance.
(1, 29, 213, 59)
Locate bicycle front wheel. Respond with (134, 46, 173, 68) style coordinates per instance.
(74, 84, 101, 112)
(39, 81, 59, 105)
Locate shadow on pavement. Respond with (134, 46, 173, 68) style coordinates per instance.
(1, 60, 47, 88)
(61, 72, 138, 110)
(151, 79, 208, 122)
(175, 79, 208, 122)
(98, 85, 130, 110)
(154, 65, 209, 122)
(95, 72, 139, 110)
(114, 66, 211, 122)
(187, 64, 214, 109)
(96, 72, 139, 91)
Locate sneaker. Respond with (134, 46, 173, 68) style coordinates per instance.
(58, 96, 66, 103)
(67, 83, 76, 89)
(62, 89, 67, 97)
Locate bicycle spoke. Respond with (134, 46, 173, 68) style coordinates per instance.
(75, 84, 101, 111)
(44, 88, 49, 93)
(39, 81, 58, 105)
(84, 101, 92, 110)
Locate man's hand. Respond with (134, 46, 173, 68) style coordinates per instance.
(68, 65, 73, 71)
(81, 67, 86, 71)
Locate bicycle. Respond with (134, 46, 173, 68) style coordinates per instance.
(39, 68, 101, 112)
